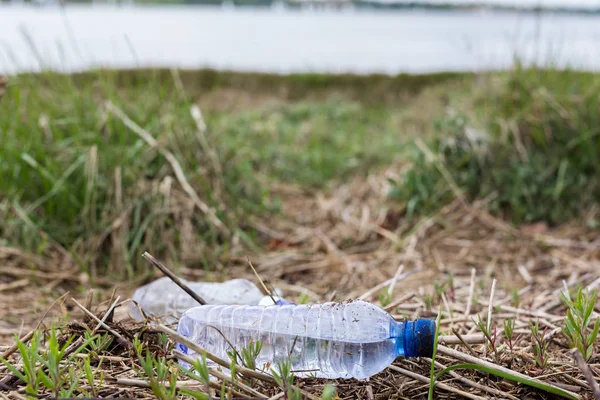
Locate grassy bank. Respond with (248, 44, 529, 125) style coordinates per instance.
(392, 67, 600, 226)
(1, 67, 600, 280)
(0, 69, 467, 278)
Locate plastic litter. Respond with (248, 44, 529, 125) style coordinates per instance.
(130, 277, 267, 321)
(176, 299, 435, 379)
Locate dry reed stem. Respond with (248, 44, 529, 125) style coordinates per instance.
(105, 101, 228, 235)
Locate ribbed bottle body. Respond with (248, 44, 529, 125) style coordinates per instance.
(177, 301, 397, 379)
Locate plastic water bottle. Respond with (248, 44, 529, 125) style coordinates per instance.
(176, 300, 435, 379)
(129, 277, 266, 321)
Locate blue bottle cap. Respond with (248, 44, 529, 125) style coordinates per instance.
(404, 319, 436, 358)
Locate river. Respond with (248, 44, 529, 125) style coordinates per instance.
(1, 4, 600, 74)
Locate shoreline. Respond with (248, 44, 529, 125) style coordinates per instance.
(3, 1, 600, 14)
(3, 7, 599, 76)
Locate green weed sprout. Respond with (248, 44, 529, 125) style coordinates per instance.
(272, 358, 301, 400)
(473, 314, 498, 357)
(560, 287, 599, 361)
(529, 321, 549, 372)
(0, 326, 93, 398)
(240, 341, 263, 371)
(504, 318, 515, 351)
(321, 383, 337, 400)
(134, 337, 178, 400)
(180, 353, 211, 400)
(378, 290, 393, 307)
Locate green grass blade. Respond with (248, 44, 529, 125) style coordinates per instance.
(62, 367, 82, 397)
(427, 308, 442, 400)
(0, 357, 27, 382)
(179, 388, 210, 400)
(434, 363, 579, 400)
(37, 369, 54, 391)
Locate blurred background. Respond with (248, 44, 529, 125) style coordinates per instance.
(1, 0, 600, 74)
(1, 0, 600, 304)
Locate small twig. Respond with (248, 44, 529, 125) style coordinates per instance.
(142, 252, 206, 305)
(387, 264, 405, 296)
(247, 257, 277, 305)
(384, 293, 415, 312)
(487, 278, 497, 335)
(84, 288, 94, 312)
(92, 296, 121, 334)
(327, 290, 337, 302)
(441, 292, 454, 328)
(570, 349, 600, 400)
(438, 334, 486, 345)
(70, 298, 126, 344)
(464, 268, 476, 320)
(518, 264, 533, 284)
(450, 329, 478, 356)
(359, 266, 422, 300)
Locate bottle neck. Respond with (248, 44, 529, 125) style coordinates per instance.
(390, 320, 407, 357)
(390, 319, 436, 358)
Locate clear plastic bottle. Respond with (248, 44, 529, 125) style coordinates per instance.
(176, 300, 435, 379)
(129, 277, 265, 321)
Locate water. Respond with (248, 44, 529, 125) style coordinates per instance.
(1, 5, 600, 74)
(176, 300, 435, 379)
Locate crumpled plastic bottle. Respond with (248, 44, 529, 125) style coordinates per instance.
(129, 277, 268, 321)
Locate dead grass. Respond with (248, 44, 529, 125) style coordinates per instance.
(1, 166, 599, 399)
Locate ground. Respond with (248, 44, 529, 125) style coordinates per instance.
(0, 69, 599, 399)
